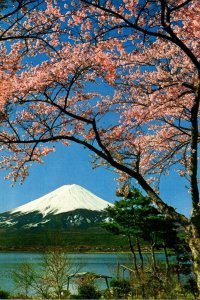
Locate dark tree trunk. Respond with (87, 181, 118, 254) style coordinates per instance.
(127, 235, 139, 275)
(189, 82, 200, 295)
(151, 243, 157, 272)
(190, 84, 200, 213)
(136, 237, 144, 270)
(163, 243, 169, 273)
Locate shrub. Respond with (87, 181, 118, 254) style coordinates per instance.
(110, 279, 131, 298)
(71, 283, 101, 299)
(0, 289, 10, 299)
(183, 276, 198, 299)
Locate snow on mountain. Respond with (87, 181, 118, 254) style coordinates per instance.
(10, 184, 112, 217)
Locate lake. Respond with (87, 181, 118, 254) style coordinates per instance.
(0, 252, 172, 294)
(0, 252, 132, 293)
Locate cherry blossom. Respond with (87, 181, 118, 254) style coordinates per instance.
(0, 0, 200, 290)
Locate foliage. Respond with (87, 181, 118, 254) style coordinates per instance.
(0, 289, 9, 299)
(75, 283, 101, 299)
(12, 249, 81, 299)
(109, 278, 131, 299)
(41, 249, 73, 298)
(32, 249, 81, 299)
(12, 262, 35, 298)
(10, 253, 196, 299)
(0, 227, 128, 251)
(102, 187, 187, 272)
(183, 276, 199, 299)
(110, 263, 197, 299)
(103, 188, 155, 237)
(138, 270, 179, 299)
(70, 272, 102, 299)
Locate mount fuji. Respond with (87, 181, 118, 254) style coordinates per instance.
(0, 184, 112, 230)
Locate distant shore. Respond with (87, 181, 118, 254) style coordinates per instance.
(0, 246, 162, 255)
(0, 247, 131, 253)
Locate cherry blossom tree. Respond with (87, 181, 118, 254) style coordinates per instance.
(0, 0, 199, 292)
(0, 0, 67, 109)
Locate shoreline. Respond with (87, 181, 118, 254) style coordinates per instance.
(0, 249, 132, 254)
(0, 248, 166, 255)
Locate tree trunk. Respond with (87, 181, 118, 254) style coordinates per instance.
(188, 221, 200, 295)
(151, 243, 157, 272)
(127, 235, 139, 275)
(186, 77, 200, 296)
(190, 81, 200, 214)
(136, 236, 144, 270)
(163, 243, 169, 274)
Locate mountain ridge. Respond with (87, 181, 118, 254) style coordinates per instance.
(0, 184, 112, 230)
(0, 185, 128, 251)
(10, 184, 111, 216)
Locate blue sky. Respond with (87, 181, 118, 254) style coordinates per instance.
(0, 143, 117, 213)
(0, 141, 192, 217)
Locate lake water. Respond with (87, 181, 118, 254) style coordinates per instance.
(0, 252, 133, 293)
(0, 252, 173, 294)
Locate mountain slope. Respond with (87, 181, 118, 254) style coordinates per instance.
(10, 184, 110, 216)
(0, 184, 112, 230)
(0, 185, 129, 251)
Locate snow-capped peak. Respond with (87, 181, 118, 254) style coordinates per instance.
(10, 184, 112, 217)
